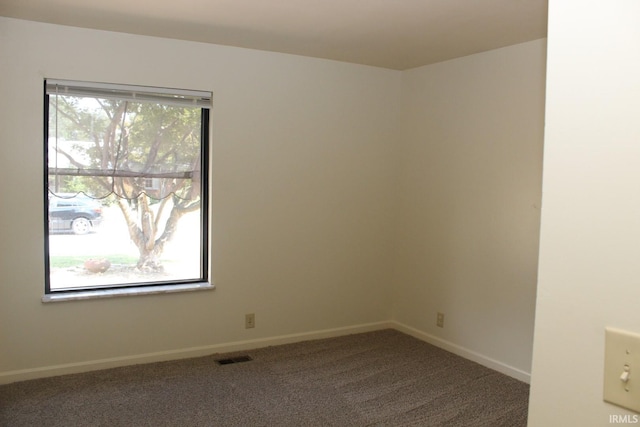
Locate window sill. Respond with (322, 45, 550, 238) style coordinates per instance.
(42, 282, 215, 303)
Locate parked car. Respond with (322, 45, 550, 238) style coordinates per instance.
(48, 193, 103, 234)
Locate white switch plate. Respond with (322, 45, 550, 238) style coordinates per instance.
(604, 327, 640, 413)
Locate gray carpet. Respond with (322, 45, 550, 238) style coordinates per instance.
(0, 329, 529, 426)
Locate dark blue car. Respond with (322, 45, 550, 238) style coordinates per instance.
(48, 194, 103, 235)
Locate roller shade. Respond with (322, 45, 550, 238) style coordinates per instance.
(46, 79, 210, 201)
(46, 79, 211, 108)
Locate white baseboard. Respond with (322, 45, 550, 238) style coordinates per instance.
(0, 320, 529, 385)
(391, 321, 531, 383)
(0, 321, 393, 385)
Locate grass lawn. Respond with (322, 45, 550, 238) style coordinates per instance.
(50, 254, 138, 268)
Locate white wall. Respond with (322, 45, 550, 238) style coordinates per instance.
(0, 17, 400, 380)
(0, 17, 547, 386)
(392, 40, 546, 381)
(528, 1, 640, 425)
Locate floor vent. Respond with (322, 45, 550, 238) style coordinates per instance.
(215, 355, 253, 365)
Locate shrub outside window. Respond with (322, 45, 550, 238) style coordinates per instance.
(44, 79, 211, 293)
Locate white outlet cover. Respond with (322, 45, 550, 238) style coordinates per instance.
(604, 327, 640, 413)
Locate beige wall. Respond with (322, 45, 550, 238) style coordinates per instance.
(0, 17, 546, 386)
(0, 17, 400, 380)
(393, 40, 546, 381)
(528, 1, 640, 425)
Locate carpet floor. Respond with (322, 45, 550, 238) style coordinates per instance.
(0, 329, 529, 426)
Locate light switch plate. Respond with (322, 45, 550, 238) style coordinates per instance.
(604, 327, 640, 413)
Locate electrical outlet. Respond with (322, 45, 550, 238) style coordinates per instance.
(245, 313, 255, 329)
(436, 312, 445, 328)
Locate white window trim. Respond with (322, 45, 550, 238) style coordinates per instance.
(42, 282, 215, 303)
(45, 78, 212, 296)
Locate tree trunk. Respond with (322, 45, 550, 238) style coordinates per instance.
(136, 245, 164, 271)
(115, 195, 195, 271)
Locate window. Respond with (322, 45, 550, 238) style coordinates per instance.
(44, 79, 211, 295)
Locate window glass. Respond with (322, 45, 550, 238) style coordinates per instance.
(45, 80, 210, 293)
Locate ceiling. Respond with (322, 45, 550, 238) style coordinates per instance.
(0, 0, 548, 70)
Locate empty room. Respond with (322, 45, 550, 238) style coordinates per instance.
(1, 1, 639, 426)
